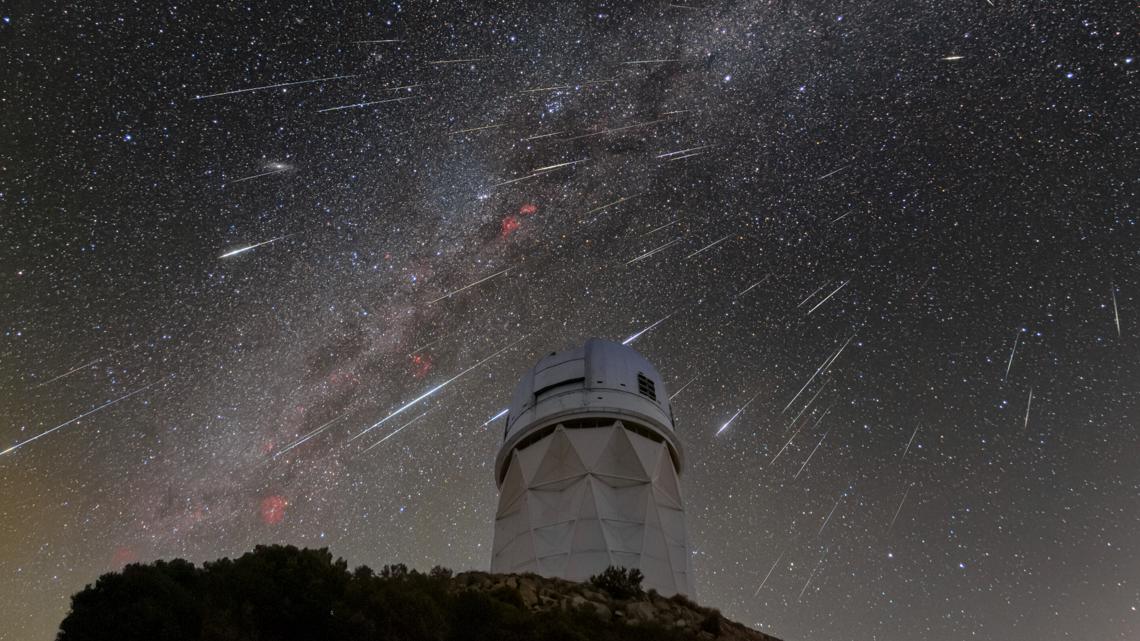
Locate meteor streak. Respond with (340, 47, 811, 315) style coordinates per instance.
(657, 145, 714, 159)
(817, 164, 850, 180)
(625, 237, 682, 265)
(900, 424, 920, 462)
(667, 151, 707, 162)
(642, 219, 679, 236)
(427, 267, 512, 304)
(622, 314, 673, 346)
(1023, 387, 1033, 431)
(787, 379, 831, 428)
(819, 496, 843, 535)
(686, 234, 732, 260)
(782, 334, 855, 413)
(670, 373, 701, 400)
(941, 55, 964, 61)
(219, 235, 290, 259)
(737, 274, 772, 296)
(806, 279, 851, 314)
(195, 73, 360, 99)
(451, 123, 502, 135)
(349, 335, 527, 442)
(522, 131, 565, 140)
(565, 118, 674, 140)
(480, 408, 509, 428)
(797, 282, 829, 308)
(716, 390, 763, 436)
(273, 413, 347, 459)
(887, 484, 912, 532)
(31, 355, 107, 389)
(492, 159, 589, 188)
(753, 551, 785, 596)
(1111, 285, 1121, 337)
(798, 547, 830, 600)
(794, 431, 828, 479)
(317, 95, 417, 113)
(770, 406, 831, 467)
(521, 78, 616, 93)
(225, 167, 288, 185)
(1004, 330, 1020, 382)
(1, 381, 158, 456)
(581, 194, 640, 220)
(361, 410, 431, 453)
(428, 57, 487, 64)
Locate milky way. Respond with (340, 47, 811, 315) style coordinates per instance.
(1, 3, 1136, 640)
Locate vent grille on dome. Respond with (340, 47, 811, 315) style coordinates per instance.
(637, 372, 656, 401)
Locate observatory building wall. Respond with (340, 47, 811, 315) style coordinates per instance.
(491, 339, 694, 596)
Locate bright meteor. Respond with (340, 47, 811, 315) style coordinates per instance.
(1, 381, 158, 456)
(349, 335, 528, 442)
(219, 235, 290, 259)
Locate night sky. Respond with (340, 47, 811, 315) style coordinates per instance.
(1, 2, 1136, 640)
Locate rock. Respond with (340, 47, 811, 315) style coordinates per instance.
(519, 583, 538, 608)
(582, 589, 607, 602)
(625, 601, 656, 622)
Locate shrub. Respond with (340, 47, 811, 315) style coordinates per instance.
(587, 566, 644, 600)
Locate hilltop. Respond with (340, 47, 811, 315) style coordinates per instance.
(57, 545, 782, 641)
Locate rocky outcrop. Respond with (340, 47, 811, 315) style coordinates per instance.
(451, 571, 782, 641)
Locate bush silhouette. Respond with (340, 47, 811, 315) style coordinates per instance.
(57, 545, 700, 641)
(588, 566, 645, 600)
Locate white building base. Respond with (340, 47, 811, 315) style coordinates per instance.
(491, 421, 694, 596)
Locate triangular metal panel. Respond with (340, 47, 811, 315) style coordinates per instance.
(578, 477, 600, 521)
(498, 453, 528, 513)
(493, 509, 528, 554)
(594, 482, 649, 522)
(570, 517, 609, 553)
(565, 551, 612, 582)
(566, 425, 617, 470)
(531, 426, 588, 487)
(639, 554, 675, 595)
(611, 551, 641, 572)
(668, 543, 689, 573)
(533, 522, 574, 559)
(657, 505, 687, 544)
(652, 484, 683, 512)
(630, 433, 666, 478)
(653, 448, 684, 507)
(642, 522, 670, 561)
(601, 519, 645, 553)
(503, 528, 536, 571)
(537, 553, 569, 577)
(594, 473, 651, 488)
(530, 481, 585, 529)
(516, 434, 552, 484)
(594, 424, 650, 481)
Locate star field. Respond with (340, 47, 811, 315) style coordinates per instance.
(1, 2, 1136, 640)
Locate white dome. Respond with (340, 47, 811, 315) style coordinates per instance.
(494, 338, 682, 486)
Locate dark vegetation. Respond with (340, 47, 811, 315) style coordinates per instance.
(588, 566, 645, 600)
(58, 545, 702, 641)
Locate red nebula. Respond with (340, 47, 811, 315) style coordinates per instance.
(409, 353, 433, 378)
(260, 495, 287, 525)
(519, 203, 538, 216)
(259, 439, 276, 455)
(501, 215, 521, 238)
(111, 546, 138, 567)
